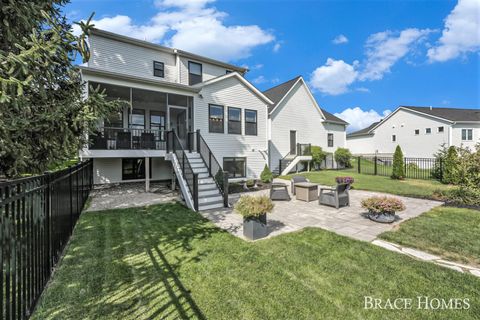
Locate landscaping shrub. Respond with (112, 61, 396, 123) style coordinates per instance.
(361, 196, 406, 214)
(432, 144, 448, 180)
(335, 176, 354, 185)
(442, 146, 460, 184)
(260, 164, 273, 183)
(234, 195, 274, 218)
(406, 162, 419, 170)
(334, 148, 352, 168)
(311, 146, 327, 169)
(391, 146, 405, 180)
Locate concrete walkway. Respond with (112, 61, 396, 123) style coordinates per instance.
(200, 179, 442, 242)
(372, 240, 480, 278)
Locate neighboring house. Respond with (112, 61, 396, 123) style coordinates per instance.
(80, 29, 272, 210)
(346, 106, 480, 157)
(263, 76, 348, 175)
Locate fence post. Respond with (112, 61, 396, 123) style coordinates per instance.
(279, 160, 282, 175)
(357, 156, 361, 174)
(223, 172, 229, 207)
(193, 173, 199, 211)
(439, 158, 443, 181)
(374, 155, 377, 175)
(44, 171, 52, 272)
(69, 166, 73, 234)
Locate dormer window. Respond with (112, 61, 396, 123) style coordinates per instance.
(153, 61, 164, 78)
(188, 61, 202, 85)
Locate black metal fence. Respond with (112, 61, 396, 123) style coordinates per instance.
(352, 156, 441, 180)
(0, 160, 93, 319)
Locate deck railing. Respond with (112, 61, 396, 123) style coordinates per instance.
(89, 127, 166, 150)
(0, 160, 93, 319)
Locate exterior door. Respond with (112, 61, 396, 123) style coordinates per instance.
(290, 131, 296, 155)
(169, 106, 188, 146)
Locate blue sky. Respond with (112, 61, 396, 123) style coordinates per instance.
(65, 0, 480, 131)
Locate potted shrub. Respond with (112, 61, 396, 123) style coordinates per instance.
(335, 176, 354, 189)
(234, 195, 274, 240)
(361, 196, 405, 223)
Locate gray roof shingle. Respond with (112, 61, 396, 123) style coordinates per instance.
(263, 76, 301, 113)
(347, 121, 381, 138)
(263, 76, 348, 125)
(401, 106, 480, 122)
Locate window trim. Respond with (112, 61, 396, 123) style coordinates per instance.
(244, 109, 258, 136)
(392, 134, 396, 142)
(228, 107, 242, 135)
(223, 157, 247, 178)
(437, 126, 444, 133)
(208, 104, 224, 133)
(327, 133, 334, 147)
(425, 128, 432, 134)
(414, 129, 419, 135)
(153, 61, 164, 78)
(129, 108, 146, 130)
(188, 61, 203, 85)
(462, 128, 473, 141)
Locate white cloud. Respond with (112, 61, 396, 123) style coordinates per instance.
(335, 107, 391, 132)
(309, 58, 358, 95)
(252, 75, 267, 84)
(355, 87, 370, 93)
(359, 28, 433, 81)
(273, 42, 281, 52)
(80, 0, 274, 61)
(427, 0, 480, 62)
(332, 34, 349, 44)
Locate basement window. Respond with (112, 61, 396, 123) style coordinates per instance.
(223, 157, 246, 178)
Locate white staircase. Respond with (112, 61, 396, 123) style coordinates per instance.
(279, 155, 313, 176)
(185, 152, 225, 211)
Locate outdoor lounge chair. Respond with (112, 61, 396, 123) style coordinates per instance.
(116, 131, 131, 149)
(319, 183, 350, 209)
(290, 175, 310, 195)
(270, 183, 291, 201)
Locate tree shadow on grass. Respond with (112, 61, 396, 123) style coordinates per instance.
(32, 202, 226, 319)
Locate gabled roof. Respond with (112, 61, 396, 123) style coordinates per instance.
(194, 72, 274, 105)
(263, 76, 302, 113)
(400, 106, 480, 122)
(321, 109, 349, 125)
(346, 121, 381, 138)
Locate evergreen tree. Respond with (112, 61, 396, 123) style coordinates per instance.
(442, 146, 459, 184)
(0, 1, 121, 177)
(391, 145, 405, 180)
(260, 164, 273, 183)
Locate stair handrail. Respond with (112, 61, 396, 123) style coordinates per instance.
(167, 130, 198, 210)
(192, 130, 229, 207)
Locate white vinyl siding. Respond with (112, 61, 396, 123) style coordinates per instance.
(269, 81, 346, 171)
(194, 76, 268, 178)
(88, 35, 178, 83)
(179, 57, 228, 85)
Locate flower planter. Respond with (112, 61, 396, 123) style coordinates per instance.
(368, 211, 396, 223)
(243, 213, 267, 240)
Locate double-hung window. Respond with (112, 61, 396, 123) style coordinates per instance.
(245, 109, 257, 136)
(327, 133, 334, 147)
(223, 157, 246, 178)
(228, 107, 241, 134)
(153, 61, 164, 78)
(209, 104, 224, 133)
(188, 61, 202, 85)
(462, 129, 473, 141)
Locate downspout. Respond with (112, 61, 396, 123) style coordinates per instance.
(174, 49, 180, 83)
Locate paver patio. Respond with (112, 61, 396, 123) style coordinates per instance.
(201, 179, 442, 242)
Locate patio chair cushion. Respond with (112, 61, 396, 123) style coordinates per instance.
(290, 175, 310, 195)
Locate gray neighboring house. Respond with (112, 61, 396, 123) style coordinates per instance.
(346, 106, 480, 157)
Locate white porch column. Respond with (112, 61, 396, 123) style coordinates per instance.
(145, 157, 150, 192)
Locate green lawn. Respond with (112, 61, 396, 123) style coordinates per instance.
(280, 170, 452, 199)
(32, 203, 479, 319)
(380, 207, 480, 266)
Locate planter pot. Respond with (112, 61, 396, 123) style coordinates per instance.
(368, 211, 396, 223)
(243, 214, 267, 240)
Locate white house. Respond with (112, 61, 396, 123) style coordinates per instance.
(346, 106, 480, 157)
(263, 76, 348, 175)
(79, 28, 347, 211)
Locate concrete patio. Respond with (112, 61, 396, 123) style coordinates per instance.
(200, 179, 443, 242)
